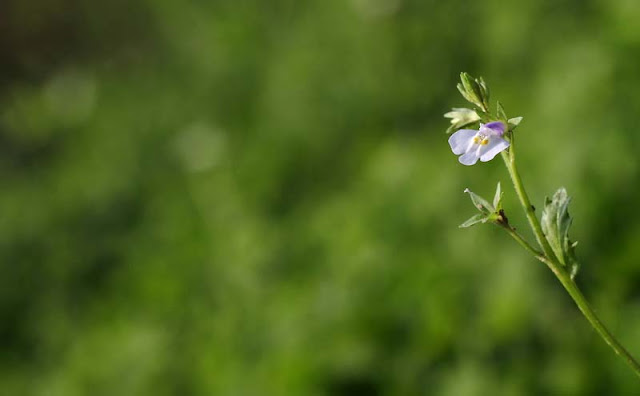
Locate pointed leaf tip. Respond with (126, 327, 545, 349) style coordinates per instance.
(493, 182, 503, 210)
(508, 117, 523, 130)
(464, 188, 494, 214)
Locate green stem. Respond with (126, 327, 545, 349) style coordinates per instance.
(501, 134, 640, 378)
(544, 260, 640, 377)
(500, 148, 557, 262)
(500, 224, 543, 258)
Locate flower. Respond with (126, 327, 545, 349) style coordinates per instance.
(448, 121, 509, 166)
(444, 108, 480, 134)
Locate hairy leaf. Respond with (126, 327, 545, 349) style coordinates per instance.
(541, 188, 579, 276)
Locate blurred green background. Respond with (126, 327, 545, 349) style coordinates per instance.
(2, 0, 640, 394)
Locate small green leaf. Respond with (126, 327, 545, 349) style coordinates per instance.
(464, 188, 494, 214)
(508, 117, 523, 130)
(459, 213, 488, 228)
(493, 182, 503, 211)
(541, 188, 578, 270)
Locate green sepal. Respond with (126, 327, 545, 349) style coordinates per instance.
(458, 72, 491, 112)
(493, 182, 503, 211)
(508, 117, 523, 130)
(460, 73, 483, 105)
(464, 188, 495, 214)
(457, 83, 478, 106)
(478, 76, 490, 110)
(459, 213, 489, 228)
(460, 185, 508, 229)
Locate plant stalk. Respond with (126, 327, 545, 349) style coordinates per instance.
(500, 147, 557, 262)
(500, 224, 543, 258)
(545, 260, 640, 377)
(500, 135, 640, 378)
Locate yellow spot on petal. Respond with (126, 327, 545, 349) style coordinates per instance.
(481, 139, 489, 145)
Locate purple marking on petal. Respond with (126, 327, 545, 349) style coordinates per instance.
(481, 121, 506, 137)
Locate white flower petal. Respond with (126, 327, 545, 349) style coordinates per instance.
(459, 150, 480, 166)
(448, 129, 477, 155)
(479, 137, 509, 162)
